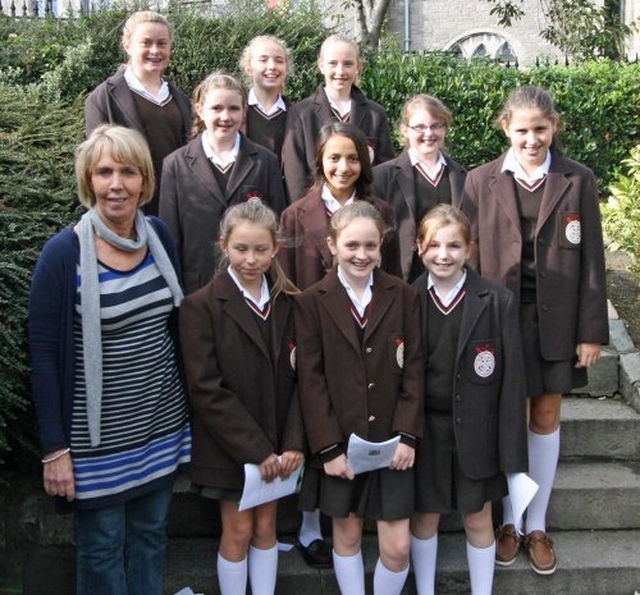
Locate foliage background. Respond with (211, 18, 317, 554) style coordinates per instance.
(0, 2, 639, 474)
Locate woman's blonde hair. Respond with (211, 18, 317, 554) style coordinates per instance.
(219, 198, 299, 297)
(191, 71, 247, 139)
(75, 125, 155, 209)
(328, 200, 385, 244)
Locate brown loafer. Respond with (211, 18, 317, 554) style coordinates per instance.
(495, 524, 520, 566)
(524, 530, 557, 575)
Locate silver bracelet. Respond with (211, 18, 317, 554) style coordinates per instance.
(41, 447, 71, 465)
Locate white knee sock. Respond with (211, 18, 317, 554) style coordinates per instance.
(467, 541, 495, 595)
(410, 533, 438, 595)
(248, 544, 278, 595)
(373, 558, 409, 595)
(526, 428, 560, 533)
(333, 550, 365, 595)
(217, 553, 247, 595)
(299, 510, 323, 546)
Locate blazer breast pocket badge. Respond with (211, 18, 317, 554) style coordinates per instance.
(559, 212, 581, 248)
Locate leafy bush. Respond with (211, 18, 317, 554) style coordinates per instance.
(601, 144, 640, 278)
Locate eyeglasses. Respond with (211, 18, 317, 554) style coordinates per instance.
(407, 123, 446, 133)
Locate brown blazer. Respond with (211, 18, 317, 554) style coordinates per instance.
(159, 134, 287, 294)
(372, 151, 467, 281)
(84, 69, 192, 139)
(294, 268, 424, 457)
(414, 267, 528, 479)
(179, 271, 303, 490)
(282, 84, 395, 202)
(277, 188, 402, 291)
(460, 151, 609, 360)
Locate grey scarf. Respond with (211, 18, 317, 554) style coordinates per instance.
(77, 208, 183, 447)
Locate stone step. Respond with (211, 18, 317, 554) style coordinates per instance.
(560, 396, 640, 460)
(161, 530, 640, 595)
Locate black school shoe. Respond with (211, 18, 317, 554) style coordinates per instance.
(296, 538, 333, 568)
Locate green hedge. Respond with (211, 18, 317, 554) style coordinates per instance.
(0, 5, 639, 473)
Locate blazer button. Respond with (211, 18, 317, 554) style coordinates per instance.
(368, 415, 376, 422)
(366, 347, 373, 354)
(456, 417, 462, 424)
(455, 394, 461, 402)
(368, 382, 375, 389)
(541, 304, 549, 312)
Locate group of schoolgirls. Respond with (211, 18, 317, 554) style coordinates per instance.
(85, 10, 608, 595)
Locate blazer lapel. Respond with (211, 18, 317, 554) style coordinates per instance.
(319, 273, 362, 355)
(456, 273, 488, 362)
(300, 194, 334, 271)
(185, 140, 228, 209)
(396, 152, 418, 218)
(537, 156, 572, 233)
(364, 272, 395, 341)
(225, 137, 255, 199)
(217, 274, 271, 361)
(109, 76, 144, 131)
(489, 159, 521, 235)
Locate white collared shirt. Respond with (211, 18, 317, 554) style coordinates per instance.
(427, 270, 467, 307)
(201, 132, 241, 169)
(248, 89, 287, 117)
(502, 147, 551, 186)
(321, 184, 356, 214)
(408, 149, 448, 178)
(324, 88, 351, 120)
(337, 266, 373, 317)
(227, 265, 270, 310)
(124, 67, 170, 105)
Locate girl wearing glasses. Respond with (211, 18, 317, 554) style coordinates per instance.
(373, 95, 467, 282)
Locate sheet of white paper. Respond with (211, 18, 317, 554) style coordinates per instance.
(507, 472, 539, 532)
(238, 457, 303, 512)
(346, 433, 401, 475)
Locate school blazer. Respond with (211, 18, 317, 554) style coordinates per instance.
(84, 68, 191, 140)
(159, 133, 287, 294)
(282, 84, 395, 201)
(179, 272, 303, 490)
(414, 268, 528, 480)
(294, 268, 424, 457)
(460, 151, 609, 361)
(372, 151, 467, 281)
(278, 188, 402, 290)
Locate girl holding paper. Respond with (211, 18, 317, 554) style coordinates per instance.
(294, 201, 423, 595)
(410, 204, 528, 595)
(179, 198, 304, 595)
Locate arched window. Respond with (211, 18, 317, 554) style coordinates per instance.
(447, 33, 518, 63)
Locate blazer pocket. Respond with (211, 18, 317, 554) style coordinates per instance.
(387, 335, 405, 376)
(557, 211, 582, 249)
(464, 338, 503, 385)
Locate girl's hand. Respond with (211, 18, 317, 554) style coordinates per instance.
(43, 451, 75, 502)
(279, 450, 304, 479)
(389, 442, 415, 471)
(259, 453, 280, 483)
(323, 454, 355, 480)
(575, 342, 601, 368)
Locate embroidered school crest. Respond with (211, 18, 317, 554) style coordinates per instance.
(395, 338, 404, 369)
(564, 215, 581, 245)
(288, 340, 296, 370)
(474, 344, 496, 378)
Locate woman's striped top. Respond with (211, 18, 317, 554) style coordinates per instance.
(71, 251, 191, 506)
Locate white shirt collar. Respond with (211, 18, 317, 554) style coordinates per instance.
(337, 266, 373, 317)
(324, 88, 351, 119)
(321, 184, 356, 214)
(227, 266, 270, 309)
(124, 67, 170, 105)
(427, 269, 467, 307)
(248, 88, 287, 116)
(201, 132, 241, 169)
(408, 149, 447, 175)
(502, 147, 551, 184)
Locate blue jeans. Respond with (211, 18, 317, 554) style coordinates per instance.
(74, 484, 173, 595)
